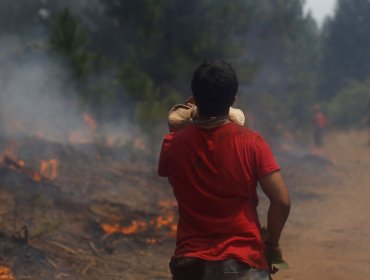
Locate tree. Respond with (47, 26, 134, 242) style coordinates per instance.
(319, 0, 370, 100)
(99, 0, 255, 89)
(240, 0, 321, 135)
(50, 8, 93, 80)
(329, 79, 370, 127)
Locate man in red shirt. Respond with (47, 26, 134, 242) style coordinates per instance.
(158, 60, 290, 280)
(313, 104, 328, 147)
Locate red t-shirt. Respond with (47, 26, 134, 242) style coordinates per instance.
(158, 123, 280, 271)
(314, 112, 328, 128)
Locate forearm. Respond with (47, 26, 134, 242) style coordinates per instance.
(265, 200, 290, 245)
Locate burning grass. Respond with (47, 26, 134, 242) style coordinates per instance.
(0, 135, 175, 280)
(0, 266, 15, 280)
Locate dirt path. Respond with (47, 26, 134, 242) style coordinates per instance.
(274, 130, 370, 280)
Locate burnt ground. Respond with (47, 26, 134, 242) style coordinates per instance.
(0, 130, 369, 280)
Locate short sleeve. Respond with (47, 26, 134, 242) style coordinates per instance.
(253, 135, 280, 180)
(158, 133, 173, 177)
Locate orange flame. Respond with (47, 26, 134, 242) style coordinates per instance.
(0, 140, 43, 184)
(154, 212, 177, 237)
(1, 140, 20, 160)
(100, 200, 178, 240)
(32, 172, 43, 183)
(40, 159, 59, 181)
(146, 238, 157, 244)
(0, 266, 15, 280)
(155, 212, 175, 229)
(158, 200, 177, 209)
(83, 112, 97, 132)
(101, 220, 147, 237)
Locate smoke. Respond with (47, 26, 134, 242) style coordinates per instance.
(0, 34, 135, 146)
(0, 36, 76, 141)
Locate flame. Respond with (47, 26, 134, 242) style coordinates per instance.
(1, 140, 20, 160)
(68, 113, 98, 145)
(157, 200, 178, 237)
(0, 140, 43, 184)
(101, 220, 147, 237)
(31, 172, 43, 183)
(155, 212, 175, 229)
(100, 201, 178, 240)
(83, 112, 97, 132)
(68, 130, 93, 144)
(134, 138, 148, 151)
(146, 238, 157, 244)
(0, 266, 15, 280)
(154, 212, 177, 237)
(158, 200, 177, 209)
(40, 159, 59, 181)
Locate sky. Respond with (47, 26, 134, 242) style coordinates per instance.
(304, 0, 337, 26)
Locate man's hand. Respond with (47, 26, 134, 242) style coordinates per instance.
(261, 227, 289, 274)
(259, 171, 291, 274)
(264, 242, 288, 274)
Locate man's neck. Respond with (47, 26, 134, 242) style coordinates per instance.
(192, 114, 230, 129)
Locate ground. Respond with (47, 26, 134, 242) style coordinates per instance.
(0, 130, 369, 279)
(273, 130, 370, 280)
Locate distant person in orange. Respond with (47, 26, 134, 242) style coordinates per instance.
(313, 104, 328, 147)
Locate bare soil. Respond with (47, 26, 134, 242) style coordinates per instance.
(274, 130, 370, 280)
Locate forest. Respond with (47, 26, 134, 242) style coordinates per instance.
(1, 0, 370, 152)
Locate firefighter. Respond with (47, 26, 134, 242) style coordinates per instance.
(313, 104, 328, 147)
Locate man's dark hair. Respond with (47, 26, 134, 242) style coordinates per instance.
(191, 60, 238, 116)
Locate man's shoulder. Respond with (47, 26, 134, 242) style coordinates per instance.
(226, 123, 262, 138)
(162, 125, 192, 143)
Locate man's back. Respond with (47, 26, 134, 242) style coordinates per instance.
(158, 122, 280, 270)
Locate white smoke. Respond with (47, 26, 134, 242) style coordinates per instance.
(0, 35, 135, 146)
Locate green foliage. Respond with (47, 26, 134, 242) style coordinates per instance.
(100, 0, 256, 86)
(319, 0, 370, 100)
(241, 0, 320, 134)
(50, 9, 96, 80)
(329, 79, 370, 127)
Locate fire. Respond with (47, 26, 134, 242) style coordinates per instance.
(1, 140, 20, 160)
(40, 159, 59, 181)
(146, 238, 157, 244)
(0, 140, 59, 182)
(154, 212, 177, 237)
(158, 200, 177, 208)
(68, 130, 93, 144)
(83, 112, 97, 132)
(0, 266, 15, 280)
(68, 113, 98, 145)
(99, 200, 178, 240)
(155, 212, 175, 229)
(101, 220, 147, 237)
